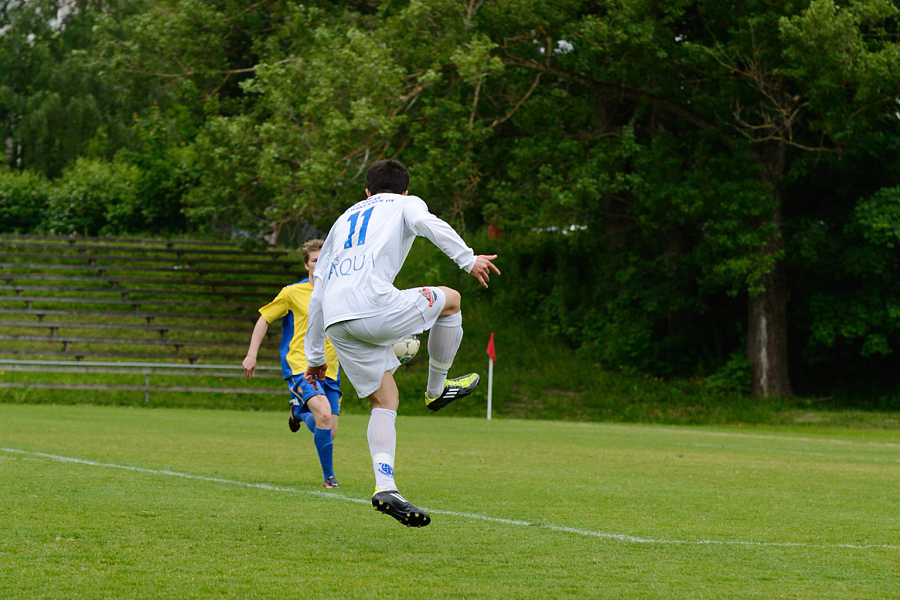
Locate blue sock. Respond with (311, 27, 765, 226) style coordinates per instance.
(291, 404, 316, 433)
(301, 412, 316, 433)
(313, 427, 335, 481)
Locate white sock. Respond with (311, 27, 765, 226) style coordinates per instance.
(427, 312, 463, 398)
(367, 408, 397, 492)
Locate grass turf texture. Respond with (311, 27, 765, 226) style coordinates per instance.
(2, 404, 898, 599)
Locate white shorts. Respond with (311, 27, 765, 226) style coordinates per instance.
(326, 286, 446, 398)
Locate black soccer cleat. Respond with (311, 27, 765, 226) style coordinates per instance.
(288, 406, 305, 433)
(372, 490, 431, 527)
(288, 402, 305, 433)
(425, 373, 481, 412)
(288, 414, 302, 433)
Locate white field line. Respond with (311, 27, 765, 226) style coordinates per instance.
(3, 447, 899, 551)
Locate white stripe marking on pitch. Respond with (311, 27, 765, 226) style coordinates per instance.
(3, 447, 898, 551)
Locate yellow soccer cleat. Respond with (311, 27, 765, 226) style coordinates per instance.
(425, 372, 481, 412)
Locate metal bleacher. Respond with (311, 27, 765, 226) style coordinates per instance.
(0, 234, 299, 401)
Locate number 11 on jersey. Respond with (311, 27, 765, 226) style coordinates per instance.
(344, 206, 374, 249)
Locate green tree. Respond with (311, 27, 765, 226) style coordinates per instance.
(43, 157, 141, 235)
(183, 1, 507, 234)
(6, 0, 900, 401)
(0, 170, 51, 233)
(469, 0, 900, 397)
(0, 0, 124, 177)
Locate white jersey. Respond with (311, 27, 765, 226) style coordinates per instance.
(305, 193, 476, 367)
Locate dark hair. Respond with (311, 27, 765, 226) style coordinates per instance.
(366, 159, 409, 194)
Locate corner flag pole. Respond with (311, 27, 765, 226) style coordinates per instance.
(486, 333, 496, 420)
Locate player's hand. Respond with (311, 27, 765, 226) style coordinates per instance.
(304, 364, 327, 389)
(470, 254, 500, 288)
(242, 356, 256, 379)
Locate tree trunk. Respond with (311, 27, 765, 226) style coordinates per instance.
(748, 141, 793, 398)
(746, 252, 793, 398)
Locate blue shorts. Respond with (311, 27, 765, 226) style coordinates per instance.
(287, 374, 342, 415)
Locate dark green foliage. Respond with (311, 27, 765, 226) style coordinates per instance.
(3, 0, 900, 404)
(796, 186, 900, 396)
(785, 119, 900, 401)
(123, 110, 196, 233)
(0, 0, 128, 177)
(41, 158, 141, 236)
(0, 171, 51, 233)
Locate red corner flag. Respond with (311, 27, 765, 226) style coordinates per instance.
(486, 332, 496, 363)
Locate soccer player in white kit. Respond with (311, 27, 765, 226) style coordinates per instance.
(304, 159, 500, 527)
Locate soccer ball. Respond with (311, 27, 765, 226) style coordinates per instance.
(393, 335, 420, 364)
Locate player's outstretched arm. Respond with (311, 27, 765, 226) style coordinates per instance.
(470, 254, 500, 288)
(304, 284, 328, 390)
(242, 316, 270, 378)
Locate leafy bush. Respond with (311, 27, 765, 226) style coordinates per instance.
(0, 170, 51, 233)
(703, 352, 753, 396)
(125, 109, 197, 233)
(42, 158, 141, 235)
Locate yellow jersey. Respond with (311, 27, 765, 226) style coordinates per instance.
(258, 279, 340, 380)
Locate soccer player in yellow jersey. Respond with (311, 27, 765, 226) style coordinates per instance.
(242, 239, 342, 489)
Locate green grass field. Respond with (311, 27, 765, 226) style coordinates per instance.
(2, 403, 898, 599)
